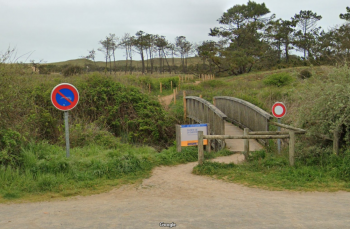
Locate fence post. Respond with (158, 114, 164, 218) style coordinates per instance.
(289, 131, 295, 166)
(160, 82, 162, 93)
(173, 89, 176, 104)
(198, 131, 204, 165)
(244, 128, 249, 159)
(206, 123, 211, 153)
(176, 125, 181, 152)
(183, 91, 186, 122)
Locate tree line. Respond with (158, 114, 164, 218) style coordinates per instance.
(82, 2, 350, 76)
(83, 32, 193, 75)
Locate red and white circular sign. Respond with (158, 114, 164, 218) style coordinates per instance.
(272, 102, 286, 118)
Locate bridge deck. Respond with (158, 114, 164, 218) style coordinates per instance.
(224, 121, 263, 152)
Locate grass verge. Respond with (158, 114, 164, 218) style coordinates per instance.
(0, 141, 232, 203)
(193, 150, 350, 192)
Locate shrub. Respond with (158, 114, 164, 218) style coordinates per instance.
(62, 65, 83, 76)
(0, 129, 25, 166)
(263, 73, 294, 87)
(299, 69, 312, 79)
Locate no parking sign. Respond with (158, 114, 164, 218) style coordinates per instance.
(51, 83, 79, 111)
(51, 83, 79, 158)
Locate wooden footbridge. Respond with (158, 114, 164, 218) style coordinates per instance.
(182, 95, 306, 166)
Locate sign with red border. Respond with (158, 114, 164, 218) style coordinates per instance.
(51, 83, 79, 111)
(272, 102, 286, 118)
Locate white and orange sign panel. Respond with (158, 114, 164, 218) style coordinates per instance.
(180, 124, 208, 146)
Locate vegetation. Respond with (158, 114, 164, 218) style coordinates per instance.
(0, 140, 231, 203)
(193, 149, 350, 191)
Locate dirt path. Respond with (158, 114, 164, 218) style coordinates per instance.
(159, 94, 174, 108)
(1, 154, 350, 229)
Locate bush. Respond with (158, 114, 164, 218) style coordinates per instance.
(299, 69, 312, 79)
(62, 65, 83, 76)
(0, 129, 25, 166)
(263, 73, 294, 87)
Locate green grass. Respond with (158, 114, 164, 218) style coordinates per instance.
(193, 149, 350, 192)
(0, 141, 232, 203)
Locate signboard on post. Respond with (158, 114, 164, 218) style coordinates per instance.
(51, 83, 79, 158)
(180, 124, 208, 146)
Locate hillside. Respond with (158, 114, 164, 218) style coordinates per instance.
(47, 57, 203, 68)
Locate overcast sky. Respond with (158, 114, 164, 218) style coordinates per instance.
(1, 0, 349, 63)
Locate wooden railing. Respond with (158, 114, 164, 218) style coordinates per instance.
(186, 96, 227, 135)
(213, 96, 273, 132)
(185, 96, 227, 150)
(198, 123, 306, 166)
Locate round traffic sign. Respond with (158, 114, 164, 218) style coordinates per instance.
(51, 83, 79, 111)
(272, 102, 286, 118)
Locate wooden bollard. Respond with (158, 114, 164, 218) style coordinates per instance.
(200, 94, 202, 98)
(173, 89, 176, 104)
(198, 131, 204, 165)
(160, 82, 162, 93)
(289, 131, 295, 166)
(183, 91, 186, 122)
(244, 128, 250, 159)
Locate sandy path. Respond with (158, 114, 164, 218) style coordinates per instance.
(224, 121, 263, 152)
(1, 154, 350, 229)
(159, 94, 174, 108)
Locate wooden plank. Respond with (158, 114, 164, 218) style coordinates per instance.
(203, 135, 290, 140)
(270, 121, 306, 132)
(249, 131, 306, 135)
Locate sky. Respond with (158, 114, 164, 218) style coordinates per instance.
(0, 0, 349, 63)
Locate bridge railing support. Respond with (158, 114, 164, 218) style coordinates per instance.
(198, 125, 306, 166)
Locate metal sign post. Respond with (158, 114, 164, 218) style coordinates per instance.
(277, 118, 281, 154)
(272, 102, 287, 154)
(51, 83, 79, 158)
(64, 111, 70, 157)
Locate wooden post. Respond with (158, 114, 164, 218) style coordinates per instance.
(289, 131, 295, 166)
(183, 91, 186, 122)
(176, 125, 181, 152)
(213, 98, 216, 106)
(200, 94, 202, 98)
(333, 129, 340, 155)
(206, 123, 211, 153)
(198, 131, 204, 165)
(173, 89, 176, 104)
(160, 82, 162, 93)
(244, 128, 249, 159)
